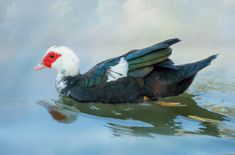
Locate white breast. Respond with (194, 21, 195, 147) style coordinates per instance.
(107, 57, 129, 82)
(55, 73, 68, 94)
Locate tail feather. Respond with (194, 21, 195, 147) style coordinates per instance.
(146, 54, 218, 98)
(192, 54, 218, 71)
(175, 54, 218, 81)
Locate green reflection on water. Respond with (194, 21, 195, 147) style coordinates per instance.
(38, 93, 235, 138)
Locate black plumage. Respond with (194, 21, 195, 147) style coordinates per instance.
(61, 38, 217, 103)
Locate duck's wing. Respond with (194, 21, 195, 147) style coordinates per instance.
(73, 38, 180, 88)
(124, 38, 180, 70)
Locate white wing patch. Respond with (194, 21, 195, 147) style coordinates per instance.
(107, 57, 129, 82)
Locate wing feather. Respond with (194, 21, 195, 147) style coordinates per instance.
(75, 38, 180, 88)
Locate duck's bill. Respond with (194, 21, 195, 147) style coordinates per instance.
(34, 64, 46, 70)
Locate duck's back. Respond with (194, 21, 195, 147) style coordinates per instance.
(64, 38, 217, 103)
(68, 55, 216, 103)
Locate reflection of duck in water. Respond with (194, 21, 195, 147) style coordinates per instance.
(35, 38, 217, 103)
(38, 94, 227, 137)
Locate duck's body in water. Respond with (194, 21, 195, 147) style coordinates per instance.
(34, 38, 217, 103)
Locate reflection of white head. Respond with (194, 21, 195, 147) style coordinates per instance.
(35, 46, 80, 77)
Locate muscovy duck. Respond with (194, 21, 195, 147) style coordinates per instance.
(34, 38, 217, 103)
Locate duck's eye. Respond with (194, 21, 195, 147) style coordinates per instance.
(50, 55, 55, 59)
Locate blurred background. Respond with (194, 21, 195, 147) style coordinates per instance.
(0, 1, 235, 155)
(0, 0, 235, 100)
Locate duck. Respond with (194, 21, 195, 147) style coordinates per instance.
(34, 38, 217, 103)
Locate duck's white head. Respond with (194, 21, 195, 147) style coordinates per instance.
(34, 46, 80, 77)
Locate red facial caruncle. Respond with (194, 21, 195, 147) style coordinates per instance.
(42, 51, 61, 68)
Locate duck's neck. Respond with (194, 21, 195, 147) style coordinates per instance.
(55, 68, 80, 95)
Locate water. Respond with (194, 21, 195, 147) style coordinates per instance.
(0, 73, 235, 155)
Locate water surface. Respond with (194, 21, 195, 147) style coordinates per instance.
(0, 74, 235, 155)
